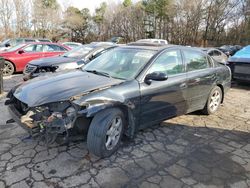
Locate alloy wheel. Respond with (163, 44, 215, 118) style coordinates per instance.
(209, 90, 221, 112)
(3, 61, 14, 76)
(105, 116, 122, 150)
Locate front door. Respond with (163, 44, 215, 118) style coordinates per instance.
(139, 49, 188, 128)
(15, 44, 44, 71)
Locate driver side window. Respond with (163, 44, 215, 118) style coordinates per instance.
(148, 50, 184, 76)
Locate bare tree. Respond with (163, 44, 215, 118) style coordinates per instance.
(32, 0, 62, 39)
(0, 0, 13, 38)
(13, 0, 32, 37)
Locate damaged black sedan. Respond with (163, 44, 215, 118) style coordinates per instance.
(6, 44, 231, 157)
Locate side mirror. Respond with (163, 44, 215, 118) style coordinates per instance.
(18, 50, 25, 54)
(5, 43, 10, 47)
(144, 71, 168, 85)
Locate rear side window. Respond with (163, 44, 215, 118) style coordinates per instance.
(183, 50, 209, 71)
(208, 51, 214, 56)
(43, 44, 67, 52)
(213, 50, 222, 56)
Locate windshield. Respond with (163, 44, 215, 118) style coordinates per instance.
(63, 45, 94, 58)
(6, 43, 26, 52)
(82, 48, 156, 80)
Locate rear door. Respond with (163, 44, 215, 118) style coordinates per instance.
(139, 49, 188, 128)
(182, 49, 216, 113)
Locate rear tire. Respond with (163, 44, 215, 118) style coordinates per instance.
(202, 86, 222, 115)
(3, 60, 15, 76)
(87, 108, 125, 158)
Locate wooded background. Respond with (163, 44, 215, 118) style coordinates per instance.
(0, 0, 249, 46)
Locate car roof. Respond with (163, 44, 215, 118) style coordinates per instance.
(88, 45, 117, 53)
(24, 42, 64, 45)
(87, 43, 117, 49)
(190, 47, 223, 53)
(199, 47, 216, 51)
(124, 43, 207, 53)
(63, 42, 81, 44)
(137, 39, 168, 42)
(126, 42, 175, 51)
(90, 42, 116, 46)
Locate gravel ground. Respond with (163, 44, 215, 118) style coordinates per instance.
(0, 74, 250, 188)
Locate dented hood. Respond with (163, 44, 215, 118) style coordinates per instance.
(13, 70, 124, 107)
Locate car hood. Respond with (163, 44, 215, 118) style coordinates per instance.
(13, 70, 124, 107)
(29, 56, 81, 66)
(229, 48, 250, 63)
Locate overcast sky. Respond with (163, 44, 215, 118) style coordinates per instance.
(58, 0, 138, 13)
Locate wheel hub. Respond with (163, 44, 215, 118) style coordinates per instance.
(3, 62, 13, 76)
(106, 116, 122, 150)
(209, 90, 221, 112)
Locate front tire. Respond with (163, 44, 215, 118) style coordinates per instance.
(87, 108, 125, 158)
(3, 60, 15, 76)
(202, 86, 222, 115)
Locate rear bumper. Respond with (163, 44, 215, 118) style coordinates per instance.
(228, 62, 250, 82)
(233, 74, 250, 82)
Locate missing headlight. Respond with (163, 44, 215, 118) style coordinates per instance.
(66, 107, 76, 119)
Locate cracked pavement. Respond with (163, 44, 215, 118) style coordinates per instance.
(0, 74, 250, 188)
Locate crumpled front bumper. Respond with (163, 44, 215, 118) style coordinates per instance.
(8, 104, 40, 136)
(23, 72, 41, 81)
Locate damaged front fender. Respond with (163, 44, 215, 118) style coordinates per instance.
(72, 89, 139, 138)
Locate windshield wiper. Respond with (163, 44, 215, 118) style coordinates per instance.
(85, 70, 111, 78)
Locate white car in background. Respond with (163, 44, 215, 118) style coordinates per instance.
(62, 42, 82, 49)
(198, 48, 228, 64)
(136, 39, 168, 45)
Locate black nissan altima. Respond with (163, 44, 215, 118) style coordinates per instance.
(6, 43, 231, 157)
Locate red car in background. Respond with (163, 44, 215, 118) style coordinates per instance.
(0, 42, 70, 76)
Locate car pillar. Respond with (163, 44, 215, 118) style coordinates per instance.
(0, 57, 4, 94)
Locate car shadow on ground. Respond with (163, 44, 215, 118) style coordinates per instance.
(1, 120, 249, 188)
(121, 122, 250, 187)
